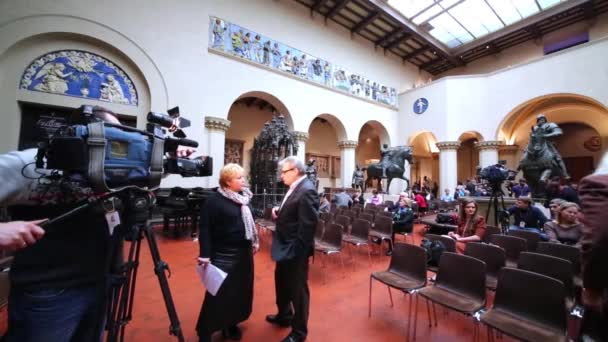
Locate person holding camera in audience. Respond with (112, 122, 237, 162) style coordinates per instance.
(196, 163, 259, 342)
(447, 198, 487, 253)
(543, 201, 583, 247)
(388, 199, 414, 255)
(0, 106, 119, 342)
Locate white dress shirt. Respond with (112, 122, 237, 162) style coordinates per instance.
(280, 175, 307, 209)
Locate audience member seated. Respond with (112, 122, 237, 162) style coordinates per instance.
(511, 179, 530, 198)
(543, 202, 584, 247)
(506, 197, 547, 232)
(544, 177, 580, 207)
(388, 199, 414, 255)
(319, 193, 330, 214)
(388, 192, 408, 212)
(447, 198, 487, 253)
(548, 198, 566, 221)
(351, 190, 364, 206)
(440, 188, 454, 202)
(414, 191, 427, 215)
(367, 190, 383, 206)
(334, 189, 352, 208)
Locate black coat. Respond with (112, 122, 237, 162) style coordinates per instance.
(271, 178, 319, 261)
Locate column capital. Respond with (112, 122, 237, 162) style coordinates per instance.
(338, 140, 358, 149)
(293, 131, 309, 142)
(204, 116, 231, 132)
(499, 144, 520, 152)
(435, 141, 460, 151)
(475, 140, 504, 150)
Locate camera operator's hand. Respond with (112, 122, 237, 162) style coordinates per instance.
(197, 257, 210, 270)
(0, 219, 46, 250)
(174, 147, 196, 158)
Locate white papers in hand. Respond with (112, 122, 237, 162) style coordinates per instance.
(196, 263, 228, 296)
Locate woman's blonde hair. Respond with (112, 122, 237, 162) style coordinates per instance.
(219, 163, 244, 188)
(556, 201, 580, 225)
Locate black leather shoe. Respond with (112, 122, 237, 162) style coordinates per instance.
(265, 314, 293, 327)
(221, 325, 242, 340)
(280, 331, 306, 342)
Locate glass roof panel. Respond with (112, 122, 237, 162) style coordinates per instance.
(387, 0, 435, 18)
(512, 0, 541, 18)
(413, 5, 443, 24)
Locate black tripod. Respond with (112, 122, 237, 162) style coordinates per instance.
(485, 184, 508, 233)
(42, 189, 185, 342)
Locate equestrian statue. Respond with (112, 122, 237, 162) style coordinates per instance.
(365, 144, 413, 193)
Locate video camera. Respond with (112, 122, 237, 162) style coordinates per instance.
(478, 163, 516, 192)
(35, 105, 212, 192)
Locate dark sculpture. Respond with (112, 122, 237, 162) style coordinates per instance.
(351, 164, 365, 190)
(249, 114, 298, 213)
(365, 145, 413, 193)
(518, 114, 568, 198)
(305, 158, 319, 189)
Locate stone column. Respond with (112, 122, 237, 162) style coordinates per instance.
(293, 131, 309, 162)
(436, 141, 461, 195)
(338, 140, 357, 189)
(476, 140, 503, 168)
(205, 116, 231, 187)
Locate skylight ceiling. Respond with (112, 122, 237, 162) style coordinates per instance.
(387, 0, 570, 48)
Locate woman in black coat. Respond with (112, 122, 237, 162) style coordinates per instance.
(197, 164, 259, 342)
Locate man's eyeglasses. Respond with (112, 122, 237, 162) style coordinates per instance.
(280, 167, 295, 174)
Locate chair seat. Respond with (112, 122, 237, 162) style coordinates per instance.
(315, 242, 341, 253)
(506, 259, 517, 268)
(418, 286, 485, 314)
(343, 235, 368, 245)
(481, 309, 568, 342)
(371, 271, 425, 291)
(369, 231, 391, 240)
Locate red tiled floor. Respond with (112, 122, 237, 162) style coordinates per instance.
(122, 224, 516, 342)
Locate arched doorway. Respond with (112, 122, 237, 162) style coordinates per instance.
(408, 131, 439, 189)
(357, 120, 390, 191)
(457, 131, 483, 184)
(225, 91, 293, 179)
(306, 114, 347, 190)
(497, 93, 608, 181)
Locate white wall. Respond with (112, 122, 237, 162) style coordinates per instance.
(0, 0, 423, 187)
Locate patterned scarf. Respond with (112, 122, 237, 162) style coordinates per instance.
(217, 186, 259, 249)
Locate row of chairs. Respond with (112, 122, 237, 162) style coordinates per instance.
(369, 242, 574, 341)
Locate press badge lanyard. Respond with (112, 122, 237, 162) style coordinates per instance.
(102, 197, 121, 236)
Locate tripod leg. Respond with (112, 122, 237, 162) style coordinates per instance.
(142, 225, 185, 342)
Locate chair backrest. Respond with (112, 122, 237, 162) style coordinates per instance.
(508, 229, 541, 251)
(517, 252, 574, 297)
(350, 219, 371, 240)
(490, 234, 527, 262)
(536, 242, 581, 275)
(320, 212, 333, 224)
(373, 216, 394, 235)
(384, 200, 394, 207)
(334, 215, 351, 233)
(358, 213, 374, 224)
(322, 223, 344, 249)
(375, 205, 388, 212)
(435, 252, 487, 303)
(464, 242, 506, 277)
(388, 243, 427, 284)
(364, 209, 376, 218)
(330, 206, 339, 214)
(424, 234, 456, 253)
(493, 268, 567, 334)
(352, 206, 362, 215)
(314, 220, 325, 240)
(263, 207, 273, 220)
(366, 203, 377, 209)
(483, 225, 502, 243)
(379, 211, 393, 218)
(344, 211, 358, 222)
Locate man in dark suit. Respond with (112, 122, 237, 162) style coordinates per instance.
(267, 156, 319, 342)
(578, 155, 608, 341)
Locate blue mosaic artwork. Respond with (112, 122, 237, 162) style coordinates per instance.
(208, 16, 398, 108)
(413, 98, 428, 114)
(20, 50, 138, 106)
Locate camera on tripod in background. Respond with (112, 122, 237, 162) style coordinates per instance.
(478, 162, 516, 195)
(35, 104, 212, 193)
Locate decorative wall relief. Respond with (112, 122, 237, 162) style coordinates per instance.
(225, 139, 245, 165)
(583, 136, 602, 152)
(306, 153, 330, 178)
(209, 16, 398, 109)
(20, 50, 138, 106)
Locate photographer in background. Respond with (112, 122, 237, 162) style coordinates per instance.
(1, 106, 120, 342)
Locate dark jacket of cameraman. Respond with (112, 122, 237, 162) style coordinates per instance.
(1, 149, 110, 340)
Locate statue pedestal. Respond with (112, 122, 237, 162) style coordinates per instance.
(388, 179, 408, 195)
(469, 196, 517, 227)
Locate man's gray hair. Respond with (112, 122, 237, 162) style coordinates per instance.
(279, 156, 306, 175)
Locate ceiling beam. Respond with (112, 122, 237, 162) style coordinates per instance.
(375, 28, 405, 47)
(418, 58, 443, 70)
(351, 11, 380, 34)
(450, 0, 590, 55)
(326, 0, 349, 19)
(524, 24, 543, 40)
(403, 45, 430, 60)
(385, 33, 411, 50)
(312, 0, 329, 12)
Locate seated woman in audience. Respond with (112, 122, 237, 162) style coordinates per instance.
(319, 193, 330, 214)
(548, 198, 566, 221)
(389, 199, 415, 255)
(447, 198, 487, 253)
(367, 189, 383, 206)
(543, 201, 584, 247)
(197, 164, 259, 342)
(351, 189, 364, 206)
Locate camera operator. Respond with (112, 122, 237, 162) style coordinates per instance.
(1, 106, 121, 342)
(0, 220, 46, 250)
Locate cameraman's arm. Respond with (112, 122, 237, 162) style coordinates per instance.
(0, 220, 45, 250)
(0, 149, 39, 205)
